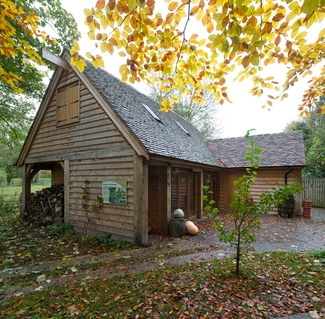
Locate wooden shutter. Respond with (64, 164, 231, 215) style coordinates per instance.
(68, 82, 79, 123)
(57, 87, 68, 126)
(56, 81, 80, 127)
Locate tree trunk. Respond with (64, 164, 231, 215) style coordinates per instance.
(236, 233, 241, 276)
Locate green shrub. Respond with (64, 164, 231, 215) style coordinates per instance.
(92, 233, 137, 250)
(47, 222, 76, 238)
(0, 170, 6, 186)
(0, 192, 19, 216)
(311, 249, 325, 263)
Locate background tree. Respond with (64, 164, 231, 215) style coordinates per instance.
(0, 90, 35, 146)
(285, 95, 325, 177)
(0, 0, 79, 165)
(1, 0, 79, 97)
(147, 83, 223, 139)
(72, 0, 325, 115)
(0, 143, 23, 185)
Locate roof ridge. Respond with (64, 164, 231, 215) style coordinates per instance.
(210, 130, 303, 142)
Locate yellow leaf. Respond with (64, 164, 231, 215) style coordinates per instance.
(121, 72, 128, 82)
(175, 13, 181, 24)
(95, 55, 105, 67)
(196, 8, 204, 20)
(88, 31, 95, 40)
(251, 54, 259, 66)
(100, 42, 107, 53)
(94, 10, 103, 19)
(198, 38, 206, 46)
(295, 31, 307, 41)
(318, 27, 325, 39)
(128, 0, 137, 11)
(85, 52, 93, 59)
(288, 1, 299, 11)
(83, 8, 92, 16)
(119, 51, 127, 57)
(72, 40, 80, 51)
(76, 58, 87, 72)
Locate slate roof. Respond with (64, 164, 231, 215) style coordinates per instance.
(82, 59, 222, 167)
(208, 131, 306, 168)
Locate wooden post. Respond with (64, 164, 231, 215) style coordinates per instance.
(197, 169, 203, 219)
(64, 159, 70, 223)
(166, 165, 171, 229)
(20, 164, 32, 218)
(133, 155, 148, 245)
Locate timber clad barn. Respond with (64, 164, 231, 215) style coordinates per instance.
(17, 50, 306, 245)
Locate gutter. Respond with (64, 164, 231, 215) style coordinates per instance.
(284, 167, 294, 185)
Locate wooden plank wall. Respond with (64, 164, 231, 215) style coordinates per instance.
(69, 148, 136, 242)
(220, 168, 303, 214)
(219, 171, 227, 212)
(25, 68, 139, 242)
(302, 178, 325, 208)
(27, 69, 128, 159)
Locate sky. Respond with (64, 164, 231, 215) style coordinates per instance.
(58, 0, 309, 138)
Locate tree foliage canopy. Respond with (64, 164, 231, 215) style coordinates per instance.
(71, 0, 325, 115)
(0, 0, 79, 98)
(0, 0, 79, 145)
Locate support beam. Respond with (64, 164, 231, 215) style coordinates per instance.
(198, 169, 203, 219)
(166, 165, 172, 228)
(133, 155, 148, 245)
(20, 164, 32, 218)
(64, 159, 70, 223)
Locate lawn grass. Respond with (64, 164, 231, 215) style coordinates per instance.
(0, 178, 51, 199)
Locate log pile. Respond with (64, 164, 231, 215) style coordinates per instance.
(23, 184, 64, 226)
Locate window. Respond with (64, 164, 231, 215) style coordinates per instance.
(176, 121, 190, 136)
(57, 81, 80, 127)
(171, 170, 197, 219)
(142, 103, 162, 123)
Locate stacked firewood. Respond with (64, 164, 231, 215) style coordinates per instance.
(23, 184, 64, 226)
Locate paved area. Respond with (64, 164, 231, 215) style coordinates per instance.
(185, 208, 325, 254)
(270, 314, 314, 319)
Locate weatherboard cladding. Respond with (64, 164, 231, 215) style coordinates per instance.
(208, 131, 306, 168)
(83, 62, 222, 167)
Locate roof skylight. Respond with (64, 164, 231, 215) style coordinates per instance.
(176, 121, 190, 136)
(142, 103, 162, 123)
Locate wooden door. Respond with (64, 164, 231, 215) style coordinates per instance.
(171, 170, 198, 220)
(148, 166, 160, 233)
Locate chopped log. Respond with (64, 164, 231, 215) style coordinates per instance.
(23, 184, 64, 226)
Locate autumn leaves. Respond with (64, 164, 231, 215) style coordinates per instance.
(70, 0, 325, 115)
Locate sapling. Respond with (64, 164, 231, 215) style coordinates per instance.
(204, 130, 304, 276)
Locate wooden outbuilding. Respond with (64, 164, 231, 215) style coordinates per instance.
(17, 50, 306, 244)
(17, 49, 223, 245)
(208, 132, 306, 215)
